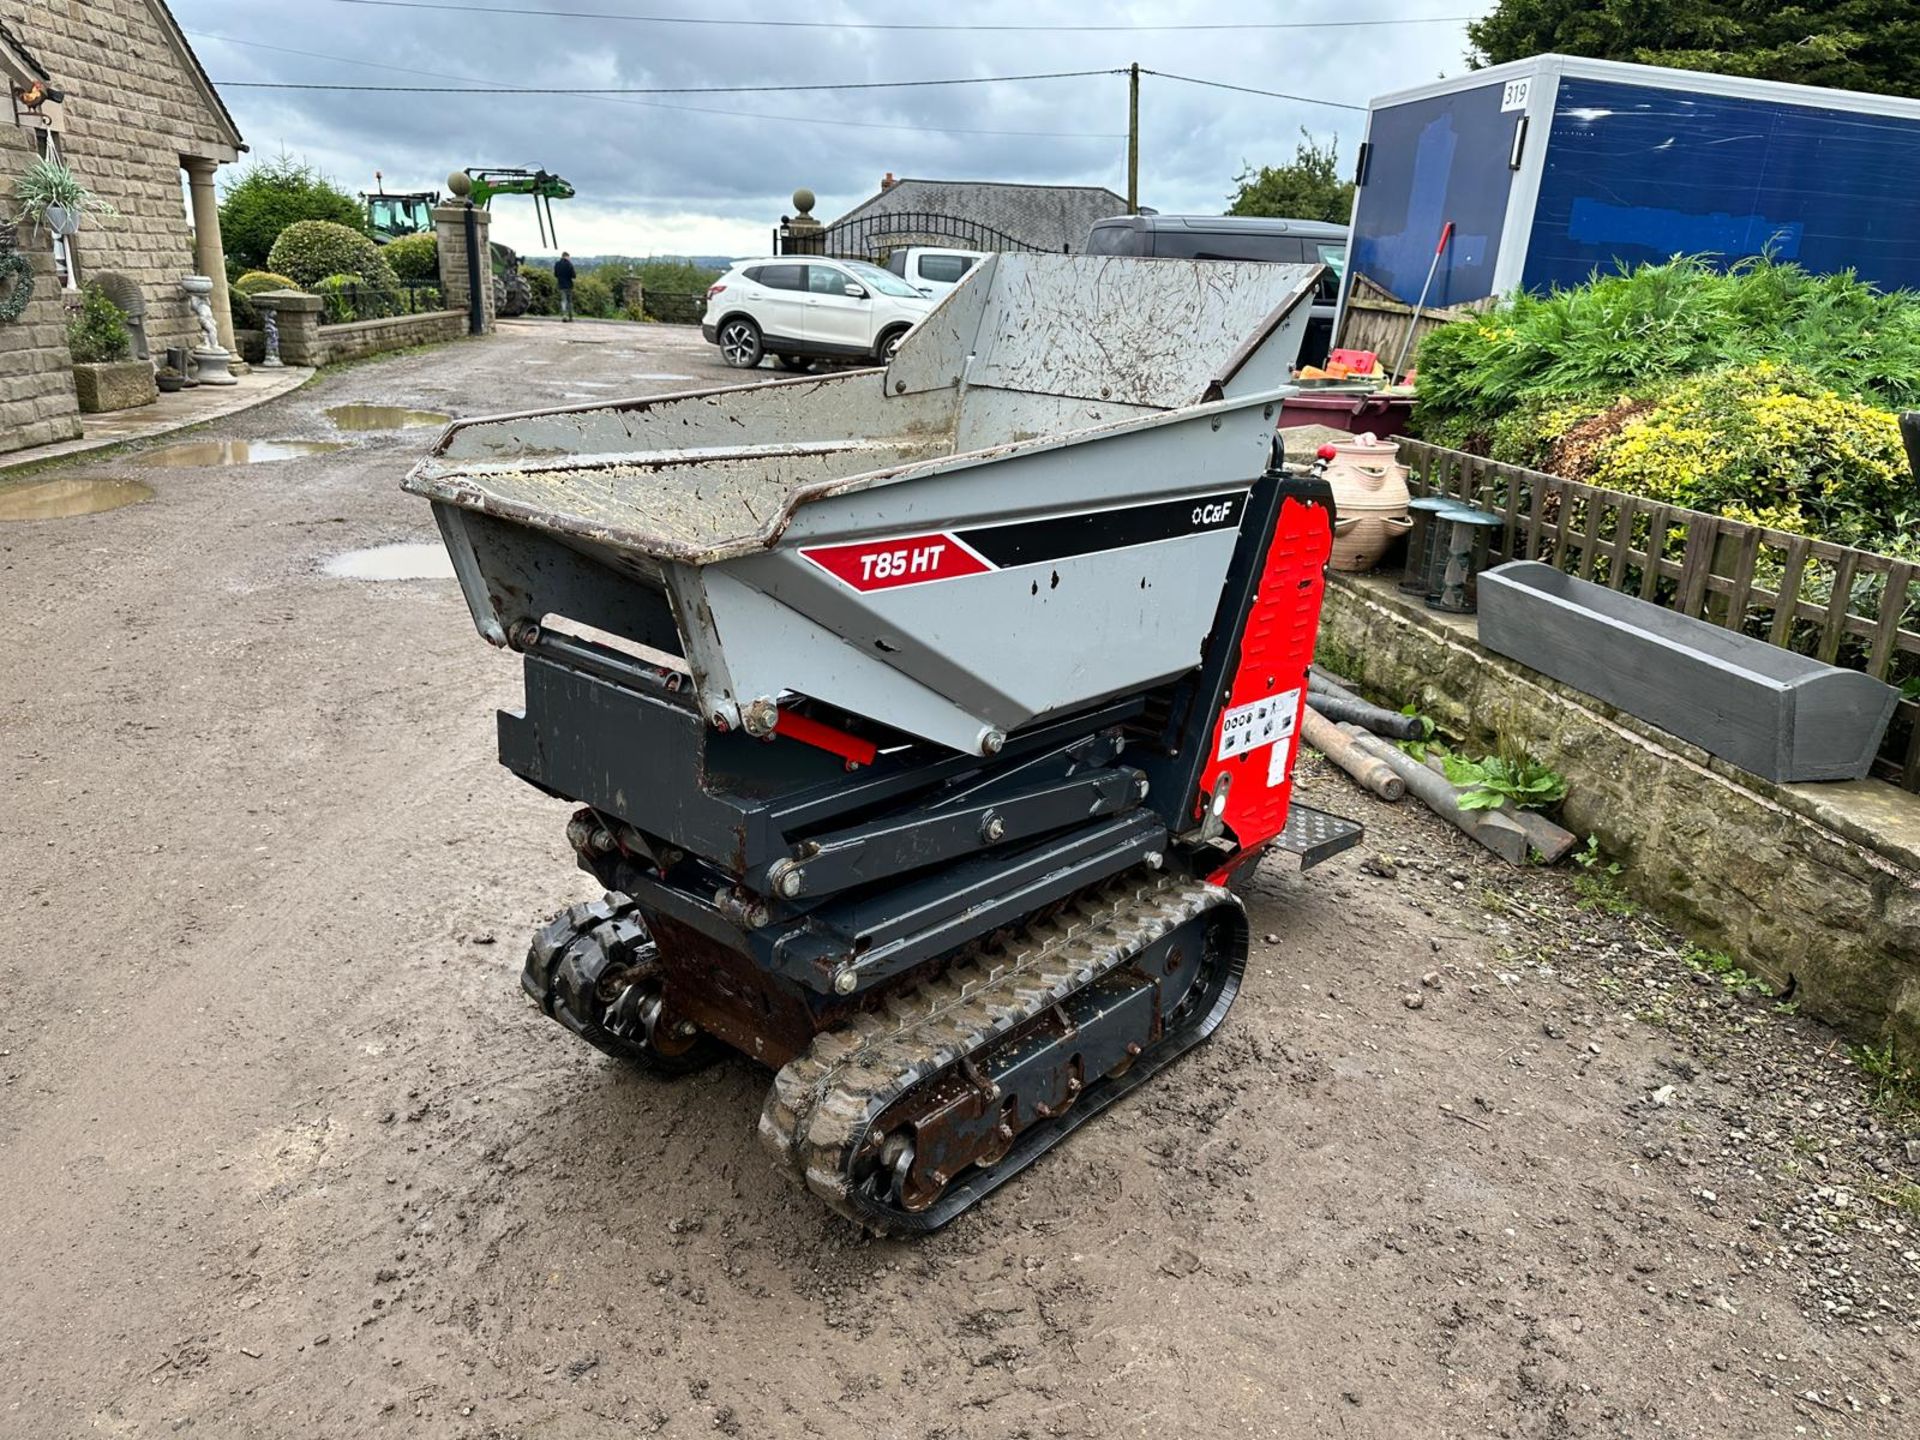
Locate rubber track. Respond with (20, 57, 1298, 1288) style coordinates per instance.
(757, 871, 1238, 1233)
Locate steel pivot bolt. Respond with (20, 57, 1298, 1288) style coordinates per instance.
(977, 728, 1006, 756)
(507, 619, 541, 650)
(981, 812, 1006, 843)
(769, 860, 805, 899)
(833, 968, 858, 995)
(589, 828, 616, 854)
(741, 696, 779, 737)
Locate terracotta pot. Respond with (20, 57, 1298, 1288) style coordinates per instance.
(1324, 432, 1412, 572)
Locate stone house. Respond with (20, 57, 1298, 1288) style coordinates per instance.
(821, 176, 1130, 256)
(1, 0, 243, 454)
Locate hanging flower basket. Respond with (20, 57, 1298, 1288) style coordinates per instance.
(11, 155, 115, 238)
(0, 251, 34, 324)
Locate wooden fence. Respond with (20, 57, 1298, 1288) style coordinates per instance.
(1398, 438, 1920, 792)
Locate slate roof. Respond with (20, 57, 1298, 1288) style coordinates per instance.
(826, 178, 1130, 254)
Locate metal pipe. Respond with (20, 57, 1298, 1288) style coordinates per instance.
(1342, 729, 1530, 865)
(1420, 753, 1578, 862)
(1301, 706, 1405, 802)
(1305, 690, 1423, 739)
(1306, 666, 1362, 704)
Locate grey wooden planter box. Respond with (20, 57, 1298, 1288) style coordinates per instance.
(1477, 561, 1899, 783)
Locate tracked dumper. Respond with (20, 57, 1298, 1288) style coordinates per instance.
(405, 254, 1361, 1232)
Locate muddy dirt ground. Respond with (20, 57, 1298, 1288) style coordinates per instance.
(2, 321, 1915, 1439)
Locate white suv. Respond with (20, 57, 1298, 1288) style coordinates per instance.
(702, 257, 936, 371)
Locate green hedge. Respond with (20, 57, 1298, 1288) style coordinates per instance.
(267, 220, 400, 293)
(234, 269, 299, 295)
(383, 232, 439, 283)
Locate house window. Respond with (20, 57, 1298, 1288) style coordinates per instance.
(38, 130, 77, 289)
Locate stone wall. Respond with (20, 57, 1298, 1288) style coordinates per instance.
(1319, 574, 1920, 1053)
(0, 210, 82, 450)
(3, 1, 244, 361)
(315, 310, 465, 365)
(260, 292, 464, 367)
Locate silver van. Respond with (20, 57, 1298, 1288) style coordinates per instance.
(1083, 215, 1347, 367)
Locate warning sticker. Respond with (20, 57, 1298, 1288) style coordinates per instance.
(1216, 687, 1301, 762)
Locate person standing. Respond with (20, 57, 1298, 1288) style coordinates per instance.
(554, 251, 576, 322)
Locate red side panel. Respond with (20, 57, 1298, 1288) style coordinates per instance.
(1194, 494, 1332, 862)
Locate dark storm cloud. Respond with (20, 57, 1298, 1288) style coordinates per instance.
(173, 0, 1473, 254)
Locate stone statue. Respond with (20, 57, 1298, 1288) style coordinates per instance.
(179, 274, 220, 351)
(178, 274, 237, 385)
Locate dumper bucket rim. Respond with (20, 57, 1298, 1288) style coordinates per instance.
(402, 383, 1294, 567)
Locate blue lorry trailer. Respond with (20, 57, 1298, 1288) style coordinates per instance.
(1338, 54, 1920, 327)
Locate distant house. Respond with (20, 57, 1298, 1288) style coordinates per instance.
(822, 176, 1131, 256)
(1, 0, 245, 454)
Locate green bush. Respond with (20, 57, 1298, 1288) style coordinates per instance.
(234, 270, 299, 296)
(520, 264, 558, 315)
(267, 220, 400, 293)
(1486, 363, 1916, 556)
(229, 288, 257, 331)
(570, 271, 615, 318)
(1414, 256, 1920, 435)
(594, 257, 723, 320)
(311, 272, 396, 324)
(66, 282, 131, 364)
(219, 155, 366, 272)
(383, 232, 439, 283)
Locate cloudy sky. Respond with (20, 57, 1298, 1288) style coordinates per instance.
(172, 0, 1478, 259)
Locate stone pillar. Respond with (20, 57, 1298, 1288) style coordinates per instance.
(259, 290, 323, 366)
(778, 188, 824, 256)
(181, 157, 238, 354)
(433, 203, 496, 333)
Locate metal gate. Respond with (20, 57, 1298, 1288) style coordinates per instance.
(776, 210, 1055, 261)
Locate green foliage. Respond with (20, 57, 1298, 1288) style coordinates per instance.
(1569, 835, 1637, 913)
(1850, 1039, 1920, 1117)
(520, 264, 559, 315)
(312, 272, 398, 324)
(1467, 0, 1920, 100)
(267, 219, 399, 293)
(1226, 130, 1354, 225)
(65, 282, 130, 364)
(1413, 257, 1920, 553)
(570, 271, 616, 319)
(1441, 752, 1569, 811)
(1414, 257, 1920, 432)
(234, 270, 298, 296)
(1683, 946, 1767, 995)
(13, 154, 115, 230)
(382, 232, 440, 283)
(1479, 363, 1916, 555)
(219, 154, 365, 272)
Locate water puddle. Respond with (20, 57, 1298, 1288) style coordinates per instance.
(138, 439, 346, 467)
(324, 542, 455, 581)
(0, 477, 155, 521)
(325, 404, 452, 431)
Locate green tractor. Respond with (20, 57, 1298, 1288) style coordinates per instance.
(362, 168, 576, 319)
